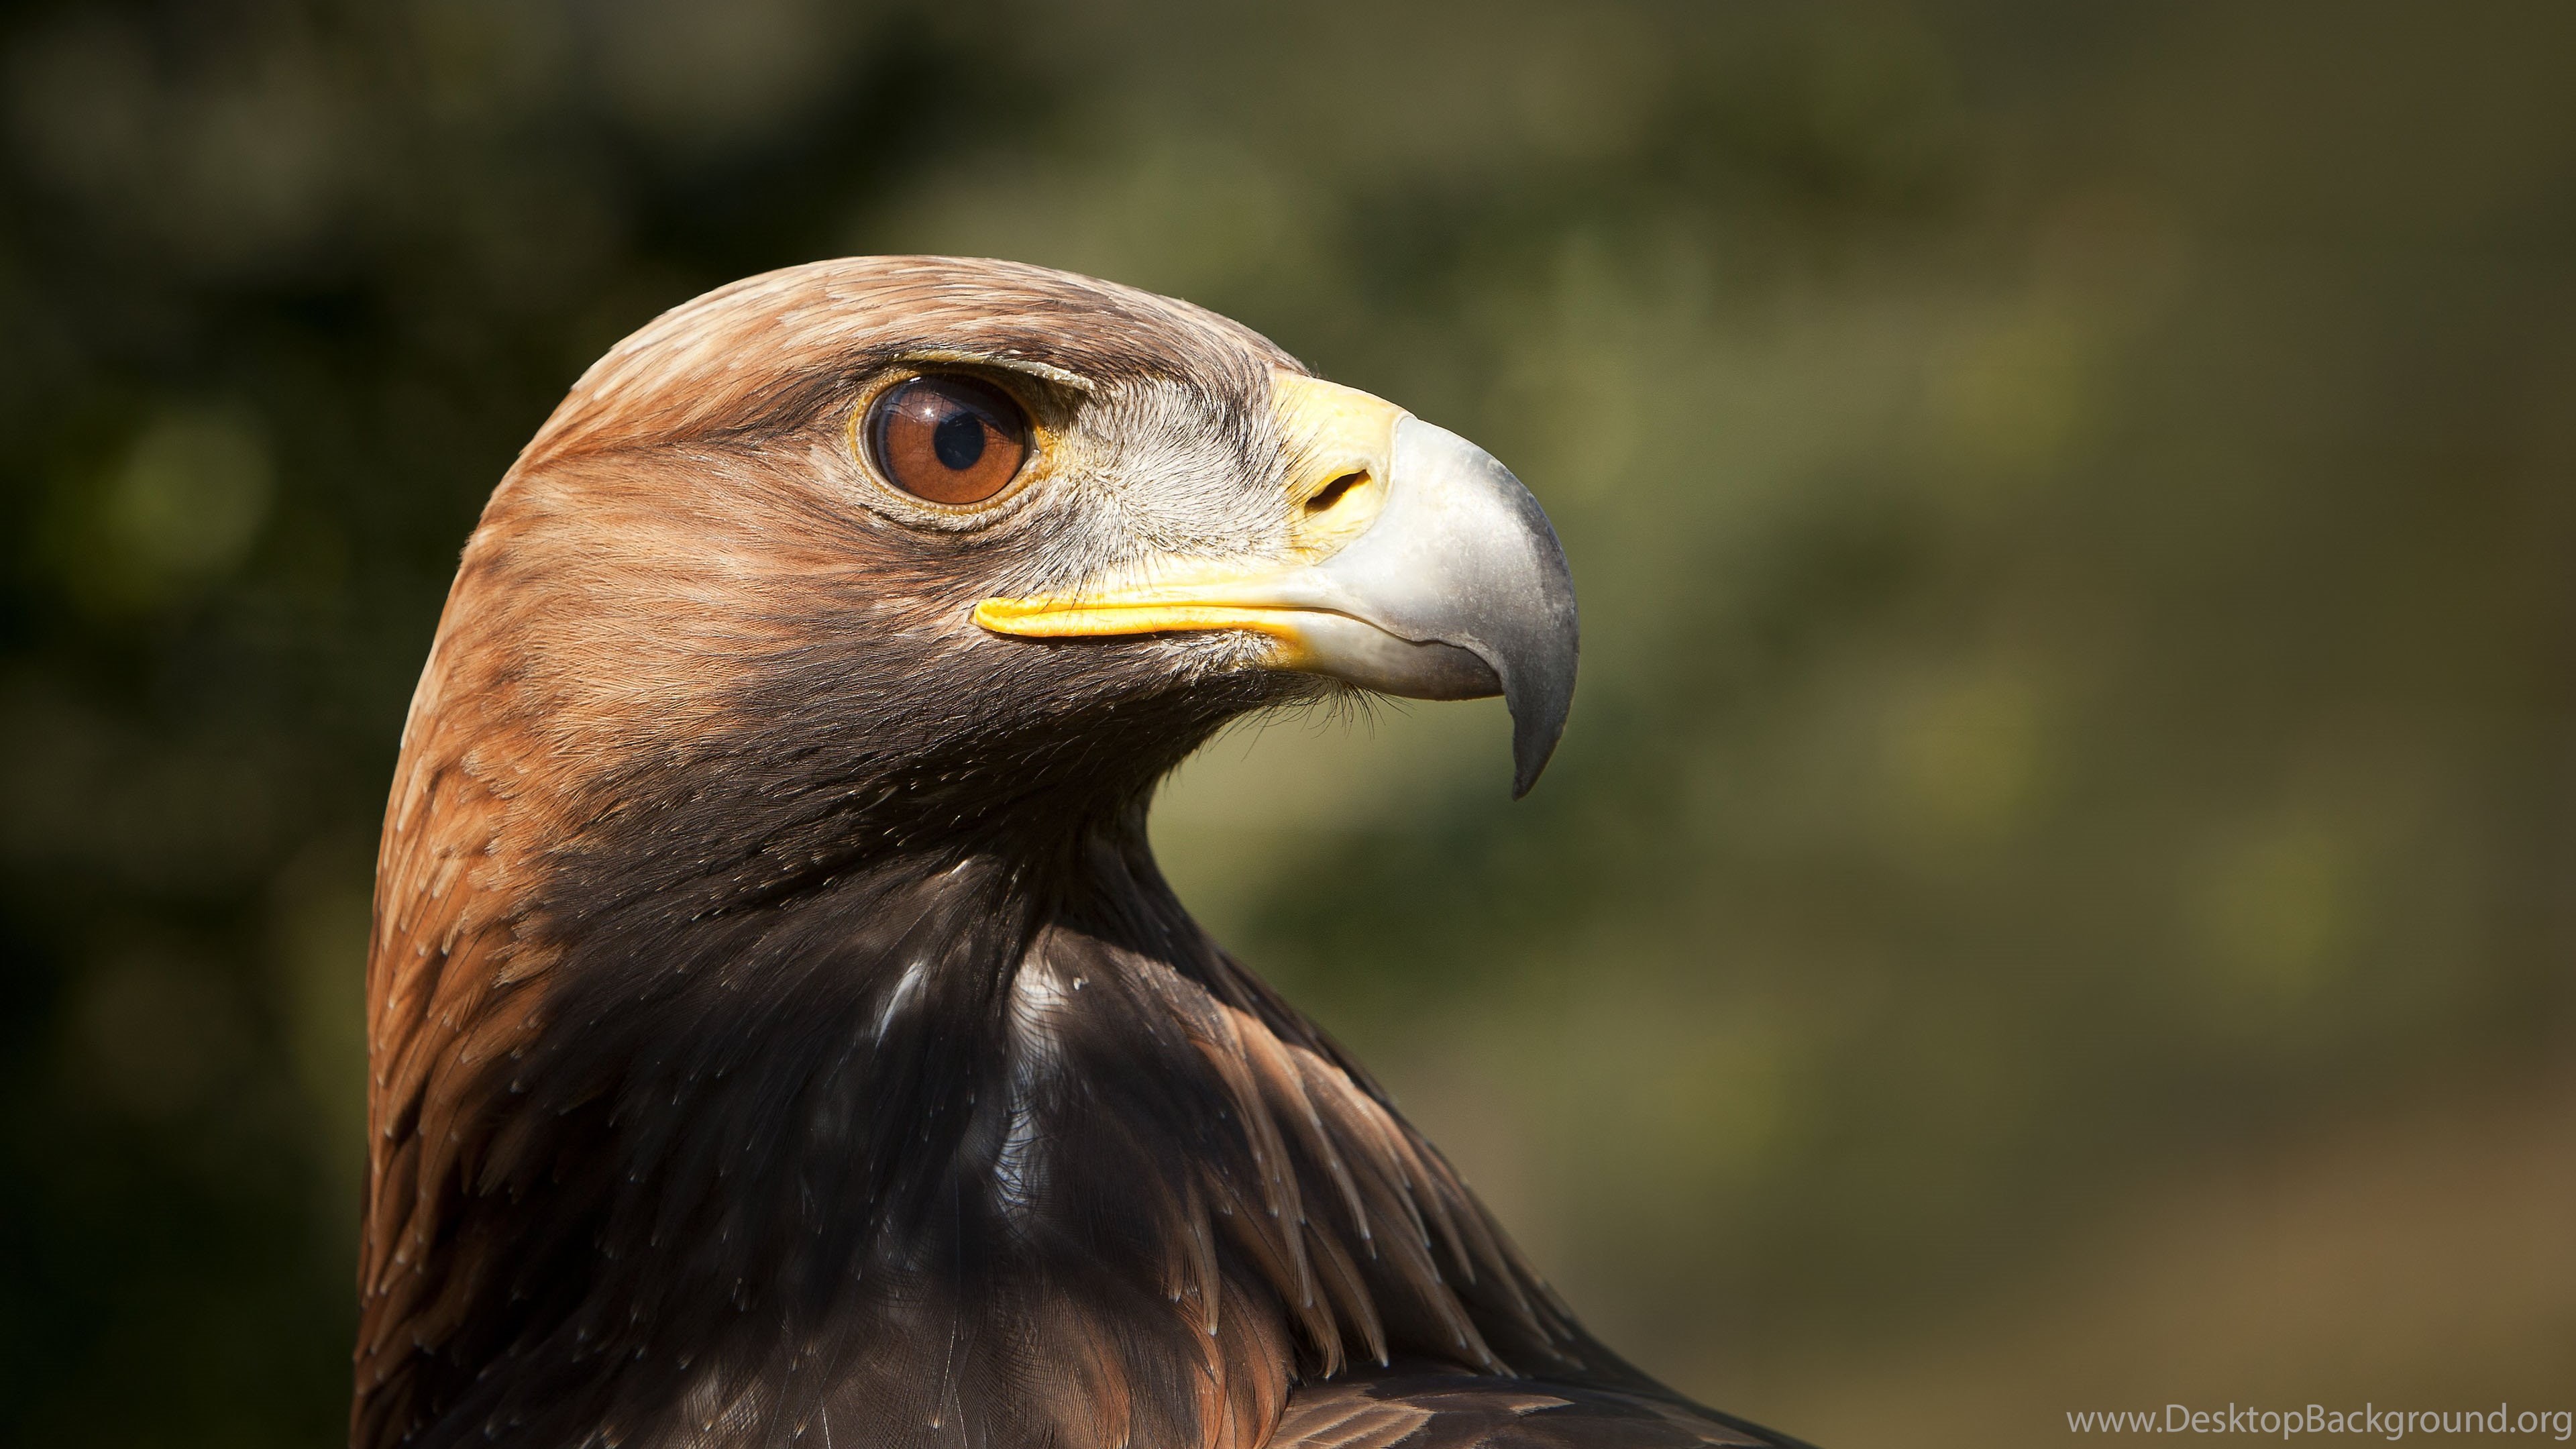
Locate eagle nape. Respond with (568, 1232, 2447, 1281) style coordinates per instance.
(357, 257, 1807, 1449)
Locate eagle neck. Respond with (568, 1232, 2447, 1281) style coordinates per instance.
(360, 763, 1595, 1449)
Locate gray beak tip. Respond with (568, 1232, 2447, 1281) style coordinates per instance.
(1504, 625, 1576, 800)
(1488, 451, 1578, 801)
(1509, 714, 1563, 800)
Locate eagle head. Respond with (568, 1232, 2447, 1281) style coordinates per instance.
(357, 258, 1784, 1449)
(415, 257, 1572, 865)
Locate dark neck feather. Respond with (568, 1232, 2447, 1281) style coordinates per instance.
(361, 693, 1613, 1449)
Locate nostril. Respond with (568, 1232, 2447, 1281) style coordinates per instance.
(1307, 472, 1366, 513)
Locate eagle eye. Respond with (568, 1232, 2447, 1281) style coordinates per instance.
(866, 374, 1031, 505)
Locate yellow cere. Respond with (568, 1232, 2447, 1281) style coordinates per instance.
(1269, 371, 1403, 560)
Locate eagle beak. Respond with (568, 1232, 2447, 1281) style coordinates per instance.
(975, 376, 1580, 797)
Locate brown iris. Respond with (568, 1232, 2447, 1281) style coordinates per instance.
(866, 374, 1031, 505)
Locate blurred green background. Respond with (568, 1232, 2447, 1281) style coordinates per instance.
(4, 1, 2573, 1444)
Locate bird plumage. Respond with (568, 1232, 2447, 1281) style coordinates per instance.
(357, 256, 1805, 1449)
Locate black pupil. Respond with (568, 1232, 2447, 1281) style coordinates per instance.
(932, 407, 986, 470)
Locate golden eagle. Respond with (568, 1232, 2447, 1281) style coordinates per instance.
(357, 257, 1805, 1449)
